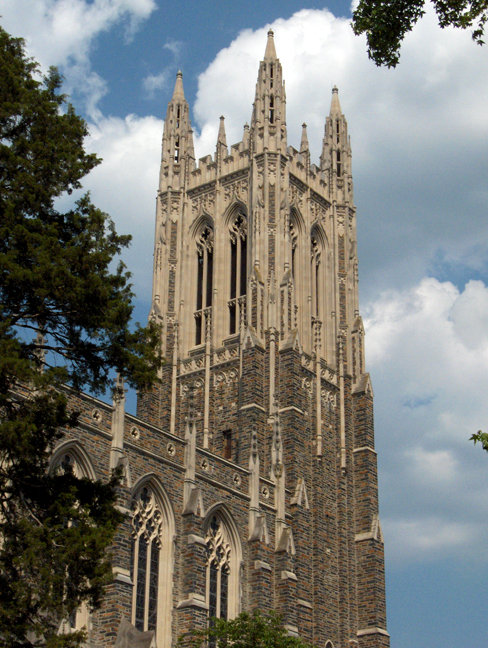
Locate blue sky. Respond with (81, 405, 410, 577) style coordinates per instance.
(3, 2, 488, 647)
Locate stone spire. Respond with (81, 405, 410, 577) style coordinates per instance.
(160, 70, 195, 189)
(216, 115, 228, 162)
(264, 28, 277, 60)
(172, 69, 185, 100)
(217, 115, 227, 146)
(330, 85, 342, 115)
(300, 122, 309, 153)
(320, 85, 352, 201)
(250, 28, 287, 154)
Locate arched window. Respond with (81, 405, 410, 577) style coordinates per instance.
(206, 516, 230, 620)
(204, 510, 241, 623)
(269, 95, 274, 124)
(131, 487, 163, 632)
(228, 212, 247, 334)
(289, 219, 298, 281)
(130, 479, 174, 648)
(195, 225, 214, 345)
(336, 150, 341, 177)
(311, 233, 321, 320)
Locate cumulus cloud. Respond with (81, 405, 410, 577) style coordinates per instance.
(82, 114, 163, 299)
(143, 71, 170, 97)
(365, 278, 488, 562)
(1, 0, 157, 118)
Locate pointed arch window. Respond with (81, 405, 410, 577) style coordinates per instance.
(131, 487, 163, 633)
(269, 95, 275, 124)
(228, 212, 247, 334)
(336, 150, 341, 177)
(289, 220, 298, 281)
(205, 516, 231, 621)
(311, 233, 321, 320)
(195, 225, 214, 345)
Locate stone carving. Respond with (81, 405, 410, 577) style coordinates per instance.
(191, 191, 215, 217)
(223, 178, 248, 204)
(214, 368, 238, 386)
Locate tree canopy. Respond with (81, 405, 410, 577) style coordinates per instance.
(352, 0, 488, 67)
(0, 25, 161, 647)
(178, 610, 315, 648)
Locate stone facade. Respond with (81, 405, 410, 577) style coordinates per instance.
(55, 31, 389, 648)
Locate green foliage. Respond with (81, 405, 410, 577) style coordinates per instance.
(0, 25, 161, 647)
(352, 1, 488, 67)
(178, 610, 314, 648)
(470, 430, 488, 451)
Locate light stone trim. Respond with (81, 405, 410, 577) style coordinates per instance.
(279, 405, 305, 415)
(254, 560, 272, 571)
(112, 566, 132, 585)
(297, 599, 313, 609)
(353, 446, 377, 455)
(176, 593, 208, 610)
(187, 534, 206, 546)
(240, 402, 266, 412)
(280, 570, 297, 581)
(357, 627, 390, 637)
(284, 625, 299, 637)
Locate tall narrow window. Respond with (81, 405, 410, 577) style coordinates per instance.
(289, 220, 298, 281)
(311, 234, 321, 320)
(336, 119, 340, 143)
(336, 150, 341, 177)
(269, 95, 274, 124)
(131, 487, 163, 632)
(195, 225, 214, 345)
(174, 136, 180, 162)
(205, 516, 231, 621)
(228, 213, 247, 334)
(223, 430, 232, 460)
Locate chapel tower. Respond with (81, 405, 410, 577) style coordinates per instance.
(135, 30, 389, 648)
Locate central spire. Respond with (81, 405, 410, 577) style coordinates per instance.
(250, 29, 287, 154)
(264, 28, 277, 60)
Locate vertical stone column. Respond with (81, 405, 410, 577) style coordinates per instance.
(353, 384, 389, 648)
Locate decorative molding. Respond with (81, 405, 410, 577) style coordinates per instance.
(356, 627, 390, 638)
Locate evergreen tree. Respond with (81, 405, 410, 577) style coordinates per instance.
(0, 26, 161, 647)
(352, 0, 487, 67)
(178, 610, 315, 648)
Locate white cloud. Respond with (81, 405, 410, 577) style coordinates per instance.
(163, 39, 183, 58)
(384, 518, 479, 561)
(82, 114, 163, 297)
(143, 71, 170, 97)
(1, 0, 157, 118)
(365, 277, 488, 562)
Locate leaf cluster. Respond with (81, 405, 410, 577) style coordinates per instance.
(178, 610, 315, 648)
(470, 429, 488, 451)
(352, 1, 488, 67)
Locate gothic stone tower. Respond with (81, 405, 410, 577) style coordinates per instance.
(132, 30, 389, 648)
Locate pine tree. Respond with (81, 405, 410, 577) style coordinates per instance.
(0, 26, 161, 647)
